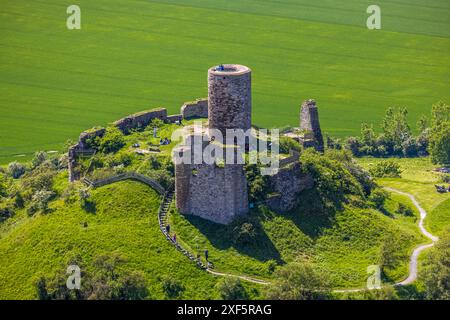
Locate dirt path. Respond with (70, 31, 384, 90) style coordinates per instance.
(384, 187, 439, 286)
(160, 186, 438, 291)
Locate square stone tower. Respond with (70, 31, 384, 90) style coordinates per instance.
(299, 99, 324, 152)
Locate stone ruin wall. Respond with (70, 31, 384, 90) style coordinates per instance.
(266, 162, 314, 212)
(174, 135, 249, 225)
(299, 99, 324, 152)
(180, 99, 208, 119)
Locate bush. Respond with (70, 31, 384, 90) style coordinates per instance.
(98, 127, 125, 153)
(232, 222, 257, 246)
(369, 189, 390, 209)
(161, 277, 184, 299)
(278, 136, 301, 154)
(32, 151, 48, 168)
(215, 278, 248, 300)
(396, 203, 413, 216)
(422, 230, 450, 300)
(265, 261, 331, 300)
(369, 160, 402, 178)
(8, 161, 26, 179)
(0, 204, 15, 223)
(31, 190, 55, 213)
(300, 149, 365, 207)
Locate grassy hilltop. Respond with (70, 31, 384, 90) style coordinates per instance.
(1, 0, 449, 162)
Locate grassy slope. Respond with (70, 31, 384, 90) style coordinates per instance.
(168, 189, 425, 289)
(1, 0, 449, 162)
(357, 157, 450, 236)
(0, 179, 235, 299)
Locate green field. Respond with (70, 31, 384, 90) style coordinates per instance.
(1, 0, 449, 163)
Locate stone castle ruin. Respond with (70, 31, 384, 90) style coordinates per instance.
(68, 64, 325, 225)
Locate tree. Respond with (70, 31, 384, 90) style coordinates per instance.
(32, 151, 48, 168)
(265, 261, 331, 300)
(215, 278, 248, 300)
(8, 161, 26, 179)
(429, 122, 450, 165)
(369, 160, 402, 178)
(31, 190, 55, 213)
(423, 230, 450, 300)
(429, 102, 450, 165)
(232, 222, 257, 246)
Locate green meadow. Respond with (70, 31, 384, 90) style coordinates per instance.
(1, 0, 449, 162)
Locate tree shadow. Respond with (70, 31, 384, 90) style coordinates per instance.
(82, 200, 97, 214)
(184, 214, 283, 264)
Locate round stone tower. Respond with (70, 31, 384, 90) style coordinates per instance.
(208, 64, 251, 138)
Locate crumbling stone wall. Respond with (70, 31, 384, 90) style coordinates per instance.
(114, 108, 168, 134)
(174, 133, 249, 225)
(266, 162, 314, 212)
(299, 99, 324, 152)
(180, 99, 208, 119)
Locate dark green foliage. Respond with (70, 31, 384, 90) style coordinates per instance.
(423, 229, 450, 300)
(369, 189, 390, 210)
(161, 277, 184, 299)
(378, 233, 405, 272)
(396, 203, 413, 216)
(344, 106, 431, 158)
(35, 253, 150, 300)
(326, 135, 342, 150)
(215, 278, 248, 300)
(0, 204, 15, 223)
(32, 151, 48, 168)
(369, 160, 402, 178)
(300, 149, 365, 207)
(245, 163, 272, 203)
(98, 127, 125, 154)
(278, 136, 301, 154)
(232, 222, 257, 246)
(8, 161, 26, 179)
(265, 261, 331, 300)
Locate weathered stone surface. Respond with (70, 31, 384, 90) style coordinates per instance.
(180, 99, 208, 119)
(208, 64, 251, 137)
(167, 114, 183, 123)
(114, 108, 168, 134)
(174, 133, 249, 225)
(79, 127, 105, 148)
(267, 162, 314, 212)
(299, 99, 324, 152)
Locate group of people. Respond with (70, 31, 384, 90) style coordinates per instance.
(159, 137, 171, 145)
(165, 223, 210, 265)
(435, 185, 450, 193)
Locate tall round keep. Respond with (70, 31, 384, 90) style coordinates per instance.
(208, 64, 251, 137)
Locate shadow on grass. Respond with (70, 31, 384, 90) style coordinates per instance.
(184, 214, 283, 264)
(278, 189, 337, 239)
(81, 200, 97, 214)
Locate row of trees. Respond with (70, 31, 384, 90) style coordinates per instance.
(327, 102, 450, 165)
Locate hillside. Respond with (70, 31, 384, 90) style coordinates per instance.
(1, 0, 449, 162)
(0, 179, 242, 299)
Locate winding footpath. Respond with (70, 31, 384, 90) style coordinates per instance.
(158, 185, 439, 291)
(384, 187, 439, 286)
